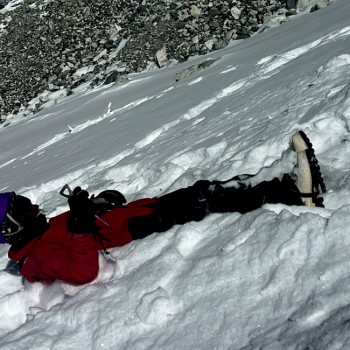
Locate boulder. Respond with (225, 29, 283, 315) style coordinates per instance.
(155, 45, 168, 68)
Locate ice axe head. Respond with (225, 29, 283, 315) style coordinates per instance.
(59, 184, 73, 198)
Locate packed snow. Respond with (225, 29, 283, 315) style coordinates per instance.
(1, 1, 350, 349)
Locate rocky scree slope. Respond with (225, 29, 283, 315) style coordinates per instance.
(0, 0, 303, 119)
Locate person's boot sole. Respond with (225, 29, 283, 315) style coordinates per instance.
(293, 131, 326, 207)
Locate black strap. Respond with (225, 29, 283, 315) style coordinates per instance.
(92, 231, 111, 255)
(299, 192, 317, 198)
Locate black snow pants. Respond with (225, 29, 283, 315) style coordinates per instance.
(128, 174, 303, 240)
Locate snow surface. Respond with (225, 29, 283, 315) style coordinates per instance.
(1, 1, 350, 348)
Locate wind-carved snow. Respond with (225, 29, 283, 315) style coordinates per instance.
(257, 26, 350, 74)
(220, 65, 238, 74)
(1, 1, 350, 349)
(181, 80, 246, 121)
(0, 158, 16, 169)
(18, 97, 157, 161)
(134, 129, 164, 149)
(155, 86, 175, 99)
(187, 77, 203, 85)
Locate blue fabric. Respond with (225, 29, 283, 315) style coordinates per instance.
(0, 192, 12, 244)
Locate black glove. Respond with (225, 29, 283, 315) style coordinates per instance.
(67, 187, 97, 233)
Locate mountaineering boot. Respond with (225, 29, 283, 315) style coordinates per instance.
(292, 130, 310, 153)
(292, 131, 326, 207)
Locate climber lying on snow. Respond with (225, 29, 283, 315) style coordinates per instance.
(0, 131, 326, 285)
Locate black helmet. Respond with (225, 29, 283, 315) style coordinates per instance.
(1, 194, 48, 246)
(92, 190, 126, 212)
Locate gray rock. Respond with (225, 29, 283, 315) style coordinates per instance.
(297, 0, 311, 11)
(310, 0, 330, 12)
(317, 0, 330, 7)
(286, 9, 297, 16)
(175, 59, 216, 82)
(155, 45, 168, 68)
(190, 5, 201, 18)
(103, 71, 129, 85)
(230, 6, 241, 20)
(286, 0, 297, 9)
(48, 83, 60, 91)
(0, 0, 330, 118)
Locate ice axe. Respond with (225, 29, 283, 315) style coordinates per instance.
(59, 184, 113, 258)
(59, 183, 111, 227)
(59, 184, 73, 198)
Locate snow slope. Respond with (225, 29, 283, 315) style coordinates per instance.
(1, 1, 350, 348)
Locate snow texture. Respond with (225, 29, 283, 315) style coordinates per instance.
(1, 1, 350, 349)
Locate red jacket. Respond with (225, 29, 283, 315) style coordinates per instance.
(8, 198, 156, 285)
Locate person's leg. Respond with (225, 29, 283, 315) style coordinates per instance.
(128, 176, 301, 239)
(128, 181, 213, 239)
(129, 130, 326, 239)
(203, 174, 303, 214)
